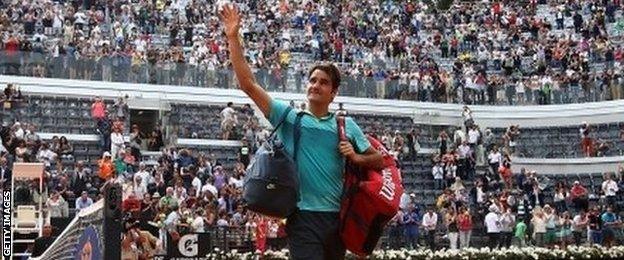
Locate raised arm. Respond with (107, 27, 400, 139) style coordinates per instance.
(220, 5, 271, 117)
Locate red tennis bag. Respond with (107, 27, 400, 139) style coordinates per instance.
(337, 115, 403, 257)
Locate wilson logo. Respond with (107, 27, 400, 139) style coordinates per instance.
(379, 169, 395, 201)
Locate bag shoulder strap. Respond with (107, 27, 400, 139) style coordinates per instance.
(293, 111, 305, 161)
(269, 106, 293, 137)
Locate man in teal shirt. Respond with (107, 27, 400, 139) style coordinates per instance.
(221, 5, 384, 259)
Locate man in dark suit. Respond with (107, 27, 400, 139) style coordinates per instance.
(31, 225, 56, 257)
(70, 161, 91, 196)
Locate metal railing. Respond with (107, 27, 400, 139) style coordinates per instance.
(1, 50, 624, 105)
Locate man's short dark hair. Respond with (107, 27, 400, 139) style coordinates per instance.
(227, 102, 233, 107)
(308, 64, 341, 91)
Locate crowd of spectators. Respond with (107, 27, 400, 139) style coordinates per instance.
(1, 87, 286, 257)
(2, 0, 624, 104)
(4, 77, 624, 258)
(385, 108, 624, 251)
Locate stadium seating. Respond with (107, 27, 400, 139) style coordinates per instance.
(1, 95, 99, 134)
(492, 123, 624, 158)
(170, 103, 254, 139)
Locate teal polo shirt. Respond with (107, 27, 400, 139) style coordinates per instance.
(268, 99, 371, 212)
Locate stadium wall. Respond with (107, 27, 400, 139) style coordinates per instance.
(511, 156, 624, 175)
(2, 75, 624, 129)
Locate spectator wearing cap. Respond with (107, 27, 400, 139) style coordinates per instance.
(485, 204, 501, 249)
(403, 203, 421, 250)
(98, 151, 115, 181)
(75, 191, 93, 212)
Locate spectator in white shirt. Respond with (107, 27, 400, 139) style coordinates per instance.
(457, 141, 471, 159)
(499, 208, 516, 248)
(432, 162, 444, 190)
(572, 210, 588, 246)
(220, 102, 238, 140)
(36, 143, 57, 167)
(201, 180, 218, 198)
(488, 146, 502, 176)
(133, 176, 148, 199)
(453, 129, 466, 147)
(110, 128, 125, 159)
(467, 125, 480, 147)
(191, 172, 203, 197)
(191, 209, 206, 232)
(164, 205, 181, 231)
(134, 163, 152, 187)
(13, 122, 25, 140)
(484, 205, 501, 249)
(422, 207, 438, 250)
(602, 174, 619, 208)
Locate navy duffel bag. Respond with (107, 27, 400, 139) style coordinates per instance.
(243, 106, 304, 218)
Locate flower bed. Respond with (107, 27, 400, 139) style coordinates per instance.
(206, 246, 624, 259)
